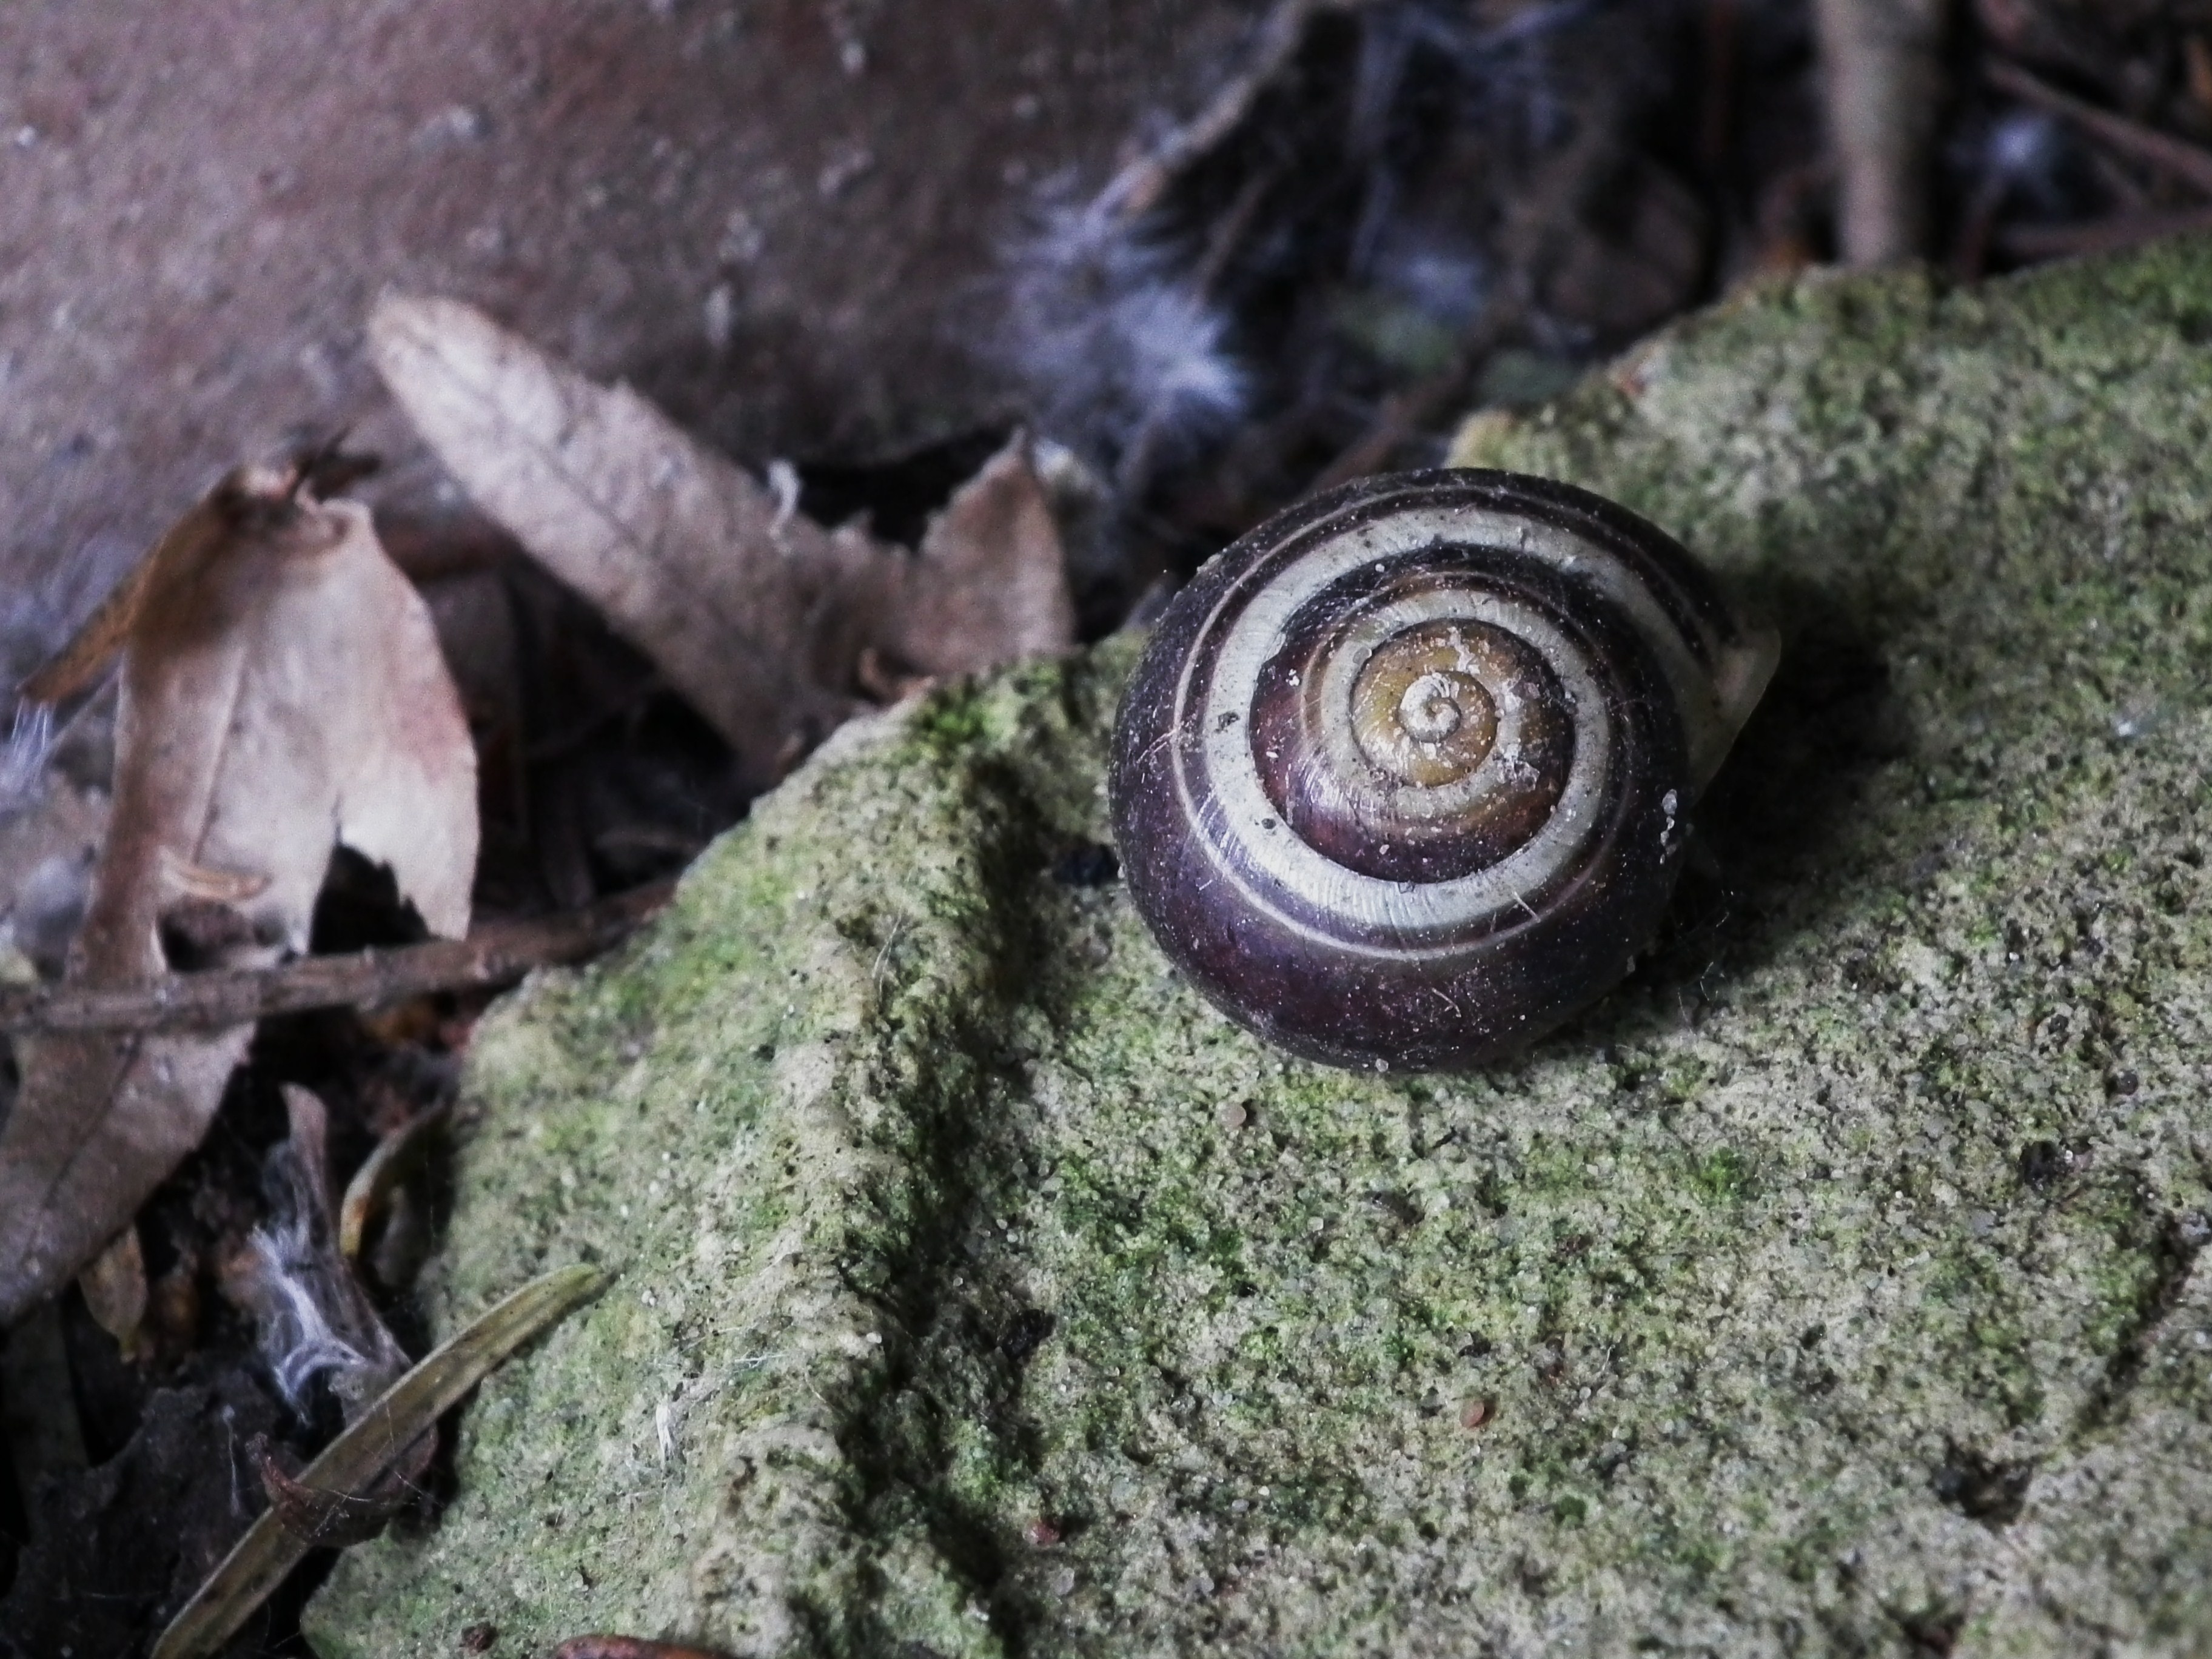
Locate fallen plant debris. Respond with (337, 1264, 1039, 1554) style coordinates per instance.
(0, 877, 670, 1035)
(12, 3, 2212, 1654)
(221, 1087, 412, 1434)
(337, 1099, 451, 1265)
(73, 1214, 149, 1353)
(1000, 0, 2212, 592)
(1815, 0, 1948, 264)
(1986, 55, 2212, 198)
(221, 1087, 439, 1549)
(150, 1262, 608, 1659)
(0, 448, 478, 1327)
(370, 294, 1078, 791)
(997, 0, 1771, 605)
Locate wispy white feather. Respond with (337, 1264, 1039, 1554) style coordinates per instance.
(1002, 199, 1250, 486)
(0, 702, 55, 816)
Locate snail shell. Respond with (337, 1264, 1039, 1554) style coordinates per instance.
(1108, 468, 1776, 1072)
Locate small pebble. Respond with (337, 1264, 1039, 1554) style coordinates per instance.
(1217, 1101, 1249, 1130)
(1460, 1397, 1492, 1430)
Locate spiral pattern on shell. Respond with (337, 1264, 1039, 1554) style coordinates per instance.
(1110, 469, 1775, 1072)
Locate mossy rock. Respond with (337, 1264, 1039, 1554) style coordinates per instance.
(309, 241, 2212, 1657)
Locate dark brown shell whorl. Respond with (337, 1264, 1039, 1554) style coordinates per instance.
(1108, 468, 1775, 1073)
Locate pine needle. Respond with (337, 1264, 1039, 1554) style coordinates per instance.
(150, 1264, 611, 1659)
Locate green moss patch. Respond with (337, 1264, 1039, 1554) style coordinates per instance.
(312, 242, 2212, 1656)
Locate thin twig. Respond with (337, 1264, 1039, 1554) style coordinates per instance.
(1814, 0, 1947, 266)
(1997, 203, 2212, 261)
(1988, 59, 2212, 199)
(0, 881, 674, 1036)
(152, 1265, 610, 1659)
(1093, 0, 1376, 223)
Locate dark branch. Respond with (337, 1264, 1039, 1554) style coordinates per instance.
(0, 882, 674, 1036)
(1988, 59, 2212, 201)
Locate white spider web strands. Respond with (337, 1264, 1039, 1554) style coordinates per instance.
(1345, 0, 1611, 272)
(996, 0, 1618, 494)
(229, 1101, 413, 1417)
(0, 700, 55, 814)
(239, 1215, 383, 1412)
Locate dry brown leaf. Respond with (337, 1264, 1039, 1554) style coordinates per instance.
(369, 293, 1073, 788)
(77, 1222, 149, 1353)
(891, 435, 1079, 678)
(0, 458, 477, 1324)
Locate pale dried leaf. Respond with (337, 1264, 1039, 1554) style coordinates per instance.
(0, 463, 478, 1323)
(369, 294, 1074, 785)
(369, 293, 856, 783)
(887, 433, 1079, 677)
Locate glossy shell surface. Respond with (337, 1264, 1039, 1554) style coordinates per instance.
(1108, 468, 1774, 1071)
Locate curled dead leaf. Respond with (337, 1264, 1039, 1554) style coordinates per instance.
(369, 294, 1074, 790)
(0, 455, 478, 1324)
(338, 1100, 450, 1265)
(247, 1429, 431, 1549)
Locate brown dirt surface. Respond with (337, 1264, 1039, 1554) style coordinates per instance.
(0, 0, 1265, 617)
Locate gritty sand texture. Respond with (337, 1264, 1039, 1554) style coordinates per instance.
(310, 240, 2212, 1656)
